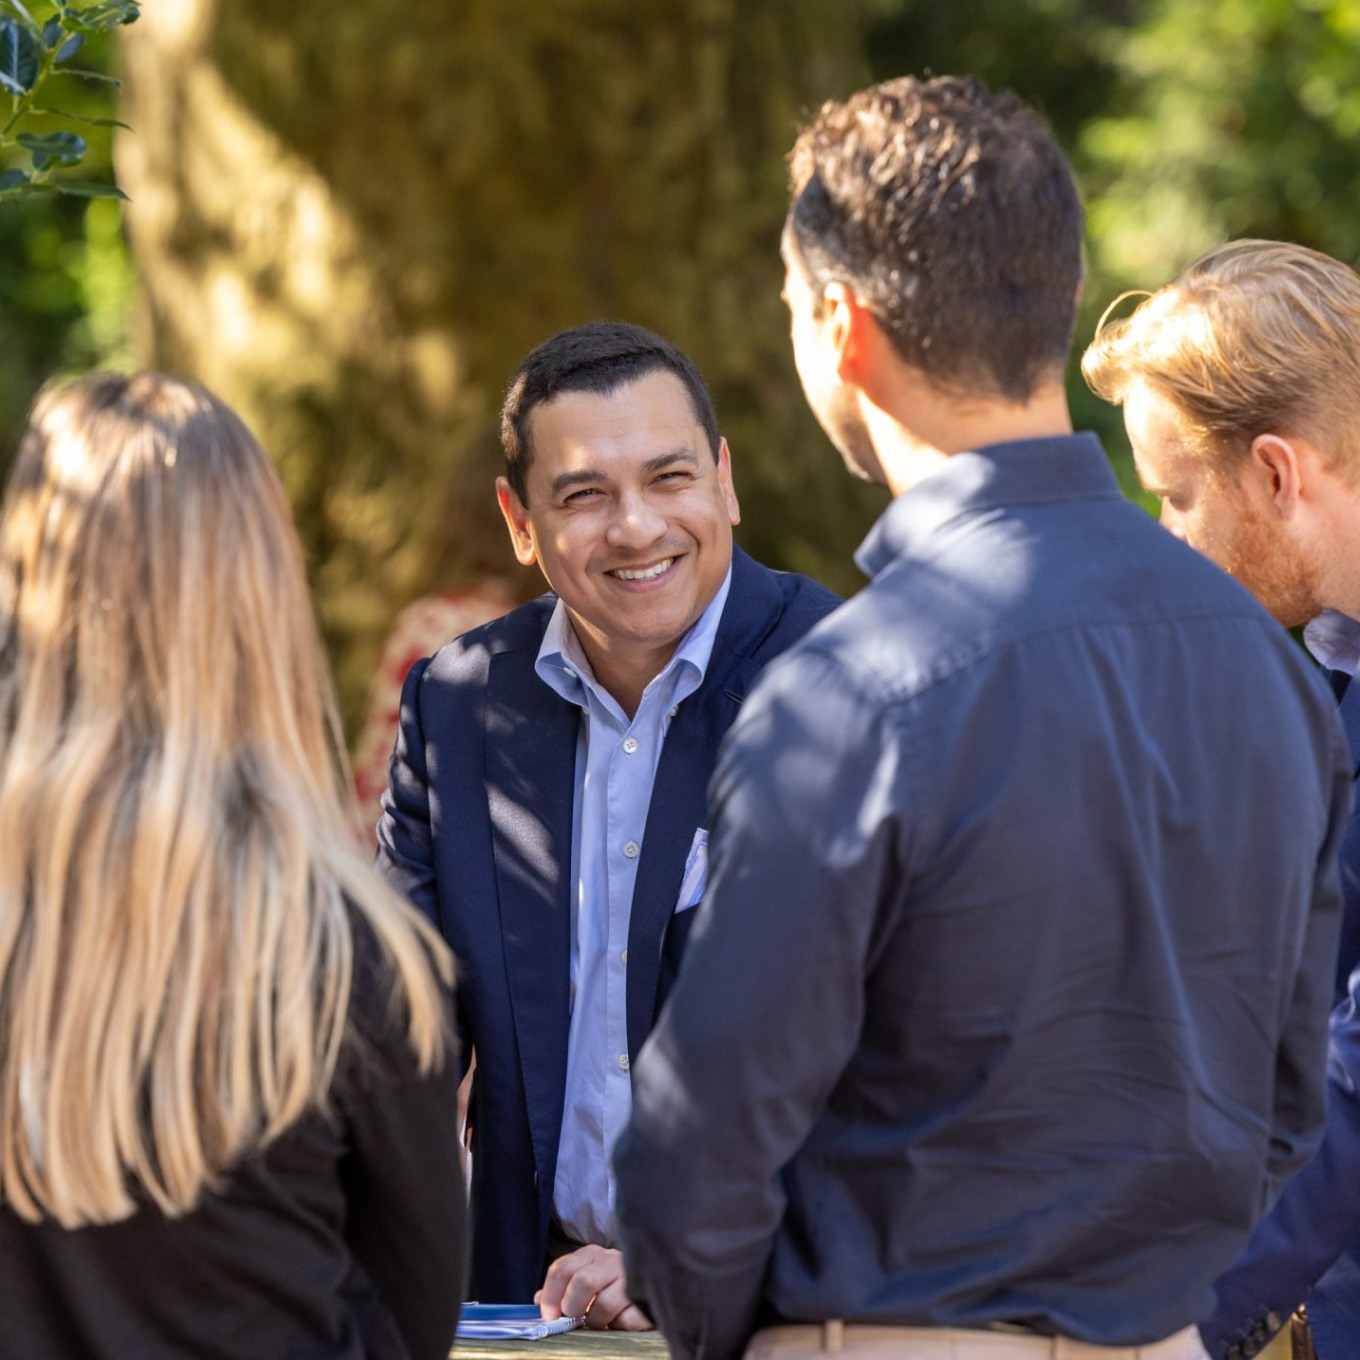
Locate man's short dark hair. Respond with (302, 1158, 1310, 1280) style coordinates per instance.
(787, 75, 1084, 403)
(499, 322, 721, 504)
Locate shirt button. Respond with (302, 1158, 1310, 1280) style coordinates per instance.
(618, 1054, 630, 1072)
(667, 706, 678, 719)
(621, 949, 629, 964)
(622, 737, 639, 754)
(623, 841, 639, 859)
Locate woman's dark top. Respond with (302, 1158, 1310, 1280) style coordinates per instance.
(0, 922, 466, 1360)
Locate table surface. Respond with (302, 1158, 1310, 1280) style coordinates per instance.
(453, 1332, 670, 1358)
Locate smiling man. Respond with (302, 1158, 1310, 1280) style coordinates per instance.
(376, 321, 838, 1324)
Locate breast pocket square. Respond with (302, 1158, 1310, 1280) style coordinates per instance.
(674, 828, 708, 914)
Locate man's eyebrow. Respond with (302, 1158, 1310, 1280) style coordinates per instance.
(641, 449, 699, 474)
(550, 468, 607, 497)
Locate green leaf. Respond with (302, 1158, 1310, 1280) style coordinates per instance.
(54, 178, 127, 199)
(0, 17, 40, 93)
(18, 129, 86, 165)
(58, 2, 139, 35)
(0, 166, 30, 190)
(41, 14, 59, 47)
(1, 0, 36, 28)
(31, 104, 131, 129)
(52, 66, 121, 88)
(54, 31, 82, 61)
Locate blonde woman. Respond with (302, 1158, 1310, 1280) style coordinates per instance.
(0, 373, 466, 1360)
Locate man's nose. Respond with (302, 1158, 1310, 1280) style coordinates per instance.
(1158, 501, 1188, 542)
(605, 492, 667, 549)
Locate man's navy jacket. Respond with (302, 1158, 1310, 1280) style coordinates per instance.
(1204, 669, 1360, 1360)
(375, 546, 838, 1302)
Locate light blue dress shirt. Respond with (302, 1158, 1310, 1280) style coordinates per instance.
(534, 566, 732, 1247)
(1306, 608, 1360, 678)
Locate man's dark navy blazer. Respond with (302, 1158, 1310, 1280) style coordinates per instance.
(375, 546, 839, 1303)
(1204, 670, 1360, 1360)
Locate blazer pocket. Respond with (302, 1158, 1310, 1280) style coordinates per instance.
(674, 828, 708, 914)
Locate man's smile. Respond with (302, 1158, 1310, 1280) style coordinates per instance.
(605, 555, 683, 586)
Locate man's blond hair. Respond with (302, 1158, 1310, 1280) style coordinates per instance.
(1082, 239, 1360, 475)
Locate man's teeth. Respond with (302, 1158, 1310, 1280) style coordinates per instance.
(613, 558, 674, 581)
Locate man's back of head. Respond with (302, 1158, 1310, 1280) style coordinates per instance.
(786, 75, 1084, 406)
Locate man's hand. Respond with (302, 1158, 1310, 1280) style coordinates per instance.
(535, 1245, 652, 1331)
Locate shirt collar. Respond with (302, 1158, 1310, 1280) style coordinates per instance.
(535, 563, 734, 713)
(854, 433, 1118, 580)
(1304, 609, 1360, 678)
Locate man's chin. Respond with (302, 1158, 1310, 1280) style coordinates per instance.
(1232, 571, 1323, 632)
(824, 421, 885, 486)
(841, 447, 887, 485)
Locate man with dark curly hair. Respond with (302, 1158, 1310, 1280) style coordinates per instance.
(614, 76, 1348, 1360)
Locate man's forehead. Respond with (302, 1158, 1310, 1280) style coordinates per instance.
(526, 373, 704, 478)
(1125, 381, 1192, 449)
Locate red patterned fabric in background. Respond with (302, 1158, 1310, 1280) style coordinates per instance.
(353, 580, 514, 848)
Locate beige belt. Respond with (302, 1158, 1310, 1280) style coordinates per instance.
(744, 1322, 1209, 1360)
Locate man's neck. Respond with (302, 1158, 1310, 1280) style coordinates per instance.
(569, 621, 676, 720)
(1312, 491, 1360, 624)
(861, 380, 1074, 498)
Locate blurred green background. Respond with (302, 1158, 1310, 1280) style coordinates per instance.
(4, 0, 1360, 736)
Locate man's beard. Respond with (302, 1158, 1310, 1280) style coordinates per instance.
(1216, 505, 1324, 629)
(810, 380, 885, 485)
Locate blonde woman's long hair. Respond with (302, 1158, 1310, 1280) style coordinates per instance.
(0, 372, 451, 1227)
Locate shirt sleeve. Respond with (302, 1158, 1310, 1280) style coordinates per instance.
(374, 657, 474, 1078)
(339, 928, 468, 1360)
(1201, 736, 1355, 1358)
(613, 648, 910, 1360)
(1202, 974, 1360, 1356)
(1263, 728, 1350, 1197)
(375, 657, 441, 927)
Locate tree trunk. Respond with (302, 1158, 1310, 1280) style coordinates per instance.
(117, 0, 871, 732)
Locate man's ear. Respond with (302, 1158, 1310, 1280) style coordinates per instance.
(824, 281, 900, 409)
(716, 437, 741, 527)
(1248, 434, 1305, 521)
(822, 281, 877, 387)
(496, 476, 539, 566)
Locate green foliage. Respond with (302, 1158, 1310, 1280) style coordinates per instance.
(0, 3, 131, 473)
(7, 0, 1360, 729)
(1081, 0, 1360, 285)
(0, 0, 137, 199)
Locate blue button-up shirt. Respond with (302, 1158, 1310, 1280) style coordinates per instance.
(615, 435, 1350, 1360)
(536, 567, 731, 1247)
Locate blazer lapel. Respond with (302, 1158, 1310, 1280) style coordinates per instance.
(1336, 670, 1360, 778)
(624, 549, 784, 1060)
(625, 693, 733, 1062)
(485, 646, 577, 1187)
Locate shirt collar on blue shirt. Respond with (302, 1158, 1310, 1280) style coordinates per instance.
(854, 433, 1118, 581)
(535, 562, 734, 716)
(1304, 608, 1360, 679)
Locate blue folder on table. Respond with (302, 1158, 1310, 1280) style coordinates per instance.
(457, 1304, 585, 1340)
